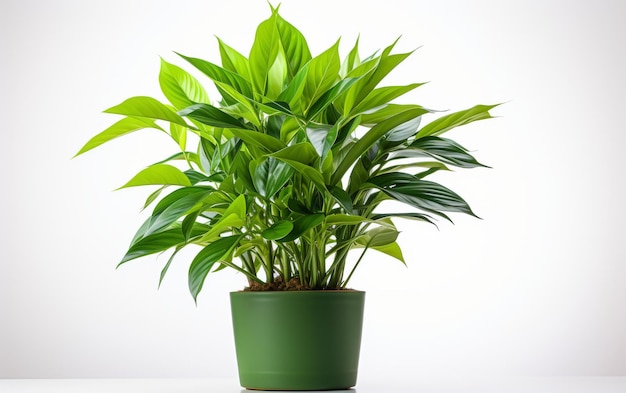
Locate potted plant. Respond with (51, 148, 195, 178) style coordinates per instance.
(75, 5, 497, 391)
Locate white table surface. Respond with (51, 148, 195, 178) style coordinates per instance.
(1, 377, 626, 393)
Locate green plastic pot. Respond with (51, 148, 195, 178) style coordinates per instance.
(230, 290, 365, 391)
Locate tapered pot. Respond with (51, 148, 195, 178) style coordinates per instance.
(230, 290, 365, 391)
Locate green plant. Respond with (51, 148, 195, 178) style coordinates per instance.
(75, 6, 497, 302)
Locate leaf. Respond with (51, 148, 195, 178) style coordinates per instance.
(141, 187, 214, 238)
(274, 10, 312, 79)
(159, 58, 210, 110)
(74, 117, 163, 157)
(361, 104, 430, 126)
(104, 96, 189, 127)
(188, 235, 242, 302)
(385, 115, 422, 142)
(340, 36, 360, 78)
(177, 52, 253, 99)
(351, 83, 424, 116)
(408, 136, 487, 168)
(118, 164, 192, 189)
(270, 143, 318, 165)
(329, 186, 353, 213)
(169, 122, 187, 151)
(372, 241, 405, 263)
(359, 226, 399, 247)
(252, 157, 293, 198)
(158, 245, 184, 288)
(230, 128, 286, 153)
(306, 77, 359, 120)
(142, 186, 167, 211)
(119, 228, 185, 265)
(249, 12, 280, 95)
(178, 103, 247, 129)
(305, 124, 333, 158)
(273, 157, 327, 193)
(262, 220, 294, 240)
(119, 223, 207, 265)
(197, 213, 245, 243)
(303, 40, 341, 110)
(277, 62, 309, 108)
(278, 214, 325, 242)
(369, 174, 476, 219)
(417, 104, 499, 138)
(217, 37, 250, 79)
(331, 107, 426, 186)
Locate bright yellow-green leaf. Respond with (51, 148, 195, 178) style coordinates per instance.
(118, 164, 192, 189)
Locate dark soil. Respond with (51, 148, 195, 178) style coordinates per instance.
(244, 276, 312, 291)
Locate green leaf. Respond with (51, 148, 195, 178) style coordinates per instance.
(252, 157, 293, 198)
(120, 223, 207, 265)
(331, 107, 426, 186)
(360, 226, 399, 247)
(270, 143, 318, 165)
(197, 213, 245, 243)
(384, 115, 422, 143)
(217, 37, 250, 79)
(329, 186, 353, 213)
(104, 96, 189, 127)
(188, 235, 242, 302)
(340, 36, 360, 78)
(159, 58, 210, 110)
(407, 136, 487, 168)
(142, 186, 167, 211)
(352, 83, 425, 116)
(305, 124, 333, 158)
(369, 174, 476, 219)
(278, 214, 325, 242)
(119, 228, 185, 265)
(273, 157, 327, 193)
(307, 77, 359, 120)
(372, 241, 405, 263)
(158, 245, 184, 288)
(277, 62, 309, 109)
(177, 52, 253, 99)
(169, 122, 187, 151)
(141, 187, 214, 238)
(262, 220, 294, 240)
(249, 12, 280, 95)
(118, 164, 192, 189)
(230, 128, 286, 153)
(361, 104, 430, 125)
(74, 117, 163, 157)
(275, 10, 312, 79)
(303, 40, 341, 110)
(417, 104, 499, 138)
(178, 103, 247, 129)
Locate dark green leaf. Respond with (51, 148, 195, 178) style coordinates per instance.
(408, 136, 487, 168)
(278, 214, 325, 242)
(188, 235, 242, 302)
(329, 186, 353, 213)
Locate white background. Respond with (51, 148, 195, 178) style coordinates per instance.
(1, 0, 625, 381)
